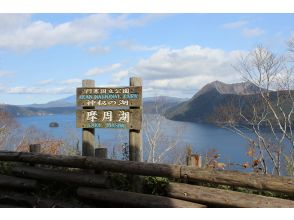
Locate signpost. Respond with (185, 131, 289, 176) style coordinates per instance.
(76, 86, 142, 107)
(76, 109, 142, 130)
(76, 78, 143, 162)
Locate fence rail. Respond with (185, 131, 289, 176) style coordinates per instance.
(1, 150, 294, 196)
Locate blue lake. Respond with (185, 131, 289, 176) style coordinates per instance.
(16, 113, 252, 169)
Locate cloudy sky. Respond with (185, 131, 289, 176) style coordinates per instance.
(0, 13, 293, 105)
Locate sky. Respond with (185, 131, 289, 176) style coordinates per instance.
(0, 13, 294, 105)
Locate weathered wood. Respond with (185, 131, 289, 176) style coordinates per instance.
(191, 154, 202, 168)
(76, 86, 142, 107)
(180, 166, 294, 195)
(0, 205, 25, 208)
(167, 182, 294, 208)
(29, 144, 41, 166)
(1, 151, 294, 195)
(0, 191, 84, 208)
(0, 173, 37, 190)
(76, 109, 142, 130)
(29, 144, 41, 153)
(129, 77, 143, 162)
(82, 79, 95, 156)
(95, 148, 107, 174)
(85, 156, 181, 177)
(12, 166, 107, 188)
(0, 151, 19, 160)
(95, 148, 107, 159)
(0, 194, 33, 208)
(129, 77, 143, 192)
(187, 154, 202, 168)
(77, 187, 206, 208)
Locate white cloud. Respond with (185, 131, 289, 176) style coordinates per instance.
(242, 28, 265, 38)
(85, 63, 121, 76)
(6, 86, 74, 94)
(112, 70, 130, 83)
(88, 45, 110, 54)
(222, 20, 248, 29)
(117, 40, 164, 51)
(0, 84, 5, 92)
(61, 78, 81, 85)
(0, 14, 160, 51)
(221, 19, 265, 39)
(0, 70, 14, 77)
(131, 45, 245, 97)
(38, 79, 54, 85)
(0, 14, 31, 32)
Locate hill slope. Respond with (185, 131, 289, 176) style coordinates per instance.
(165, 81, 262, 123)
(25, 95, 76, 108)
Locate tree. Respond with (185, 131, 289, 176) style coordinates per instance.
(143, 96, 186, 164)
(0, 109, 18, 149)
(214, 41, 294, 176)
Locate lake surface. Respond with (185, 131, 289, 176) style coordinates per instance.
(17, 113, 252, 169)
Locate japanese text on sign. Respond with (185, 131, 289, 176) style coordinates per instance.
(76, 86, 142, 107)
(76, 109, 141, 130)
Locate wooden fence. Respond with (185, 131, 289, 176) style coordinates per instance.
(1, 149, 294, 208)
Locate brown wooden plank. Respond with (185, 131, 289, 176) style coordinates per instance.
(77, 187, 206, 208)
(1, 151, 294, 195)
(76, 109, 142, 130)
(0, 173, 37, 190)
(0, 191, 84, 208)
(167, 182, 294, 208)
(12, 166, 107, 188)
(76, 86, 142, 107)
(180, 166, 294, 195)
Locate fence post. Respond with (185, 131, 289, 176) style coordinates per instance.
(188, 154, 202, 168)
(29, 144, 41, 166)
(82, 79, 95, 157)
(95, 148, 108, 174)
(29, 144, 41, 153)
(186, 147, 192, 166)
(129, 77, 143, 162)
(95, 148, 108, 159)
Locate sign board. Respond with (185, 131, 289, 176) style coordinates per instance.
(76, 109, 142, 130)
(76, 86, 142, 107)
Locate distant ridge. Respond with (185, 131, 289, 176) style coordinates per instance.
(165, 81, 264, 123)
(2, 81, 264, 119)
(25, 95, 76, 108)
(2, 95, 186, 117)
(193, 80, 261, 99)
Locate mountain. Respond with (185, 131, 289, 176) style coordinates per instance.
(143, 96, 188, 114)
(2, 95, 186, 117)
(165, 81, 262, 123)
(0, 104, 75, 117)
(192, 80, 262, 99)
(25, 95, 186, 110)
(26, 95, 76, 108)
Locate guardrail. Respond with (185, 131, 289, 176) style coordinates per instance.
(1, 150, 294, 207)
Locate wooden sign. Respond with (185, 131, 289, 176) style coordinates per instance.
(76, 86, 142, 107)
(76, 109, 142, 130)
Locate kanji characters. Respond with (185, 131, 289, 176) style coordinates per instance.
(118, 110, 129, 123)
(86, 111, 98, 122)
(102, 111, 113, 122)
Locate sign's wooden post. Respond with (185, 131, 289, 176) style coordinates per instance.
(76, 77, 143, 164)
(129, 77, 143, 162)
(82, 79, 95, 157)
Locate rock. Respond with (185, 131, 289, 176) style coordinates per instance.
(49, 122, 59, 128)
